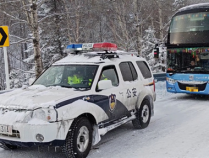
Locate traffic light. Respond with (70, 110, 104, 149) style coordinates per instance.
(154, 48, 159, 58)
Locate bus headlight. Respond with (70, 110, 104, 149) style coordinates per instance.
(166, 77, 176, 84)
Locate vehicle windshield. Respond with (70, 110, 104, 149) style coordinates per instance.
(167, 48, 209, 74)
(169, 11, 209, 44)
(33, 65, 98, 89)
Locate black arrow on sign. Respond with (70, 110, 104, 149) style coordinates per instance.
(0, 27, 8, 46)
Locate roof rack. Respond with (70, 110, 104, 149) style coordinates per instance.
(84, 52, 119, 59)
(84, 51, 138, 60)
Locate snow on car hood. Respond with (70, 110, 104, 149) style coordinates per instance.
(0, 85, 82, 110)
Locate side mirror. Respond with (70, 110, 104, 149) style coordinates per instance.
(29, 78, 35, 85)
(98, 80, 113, 90)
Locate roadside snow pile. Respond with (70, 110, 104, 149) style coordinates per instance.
(155, 81, 172, 99)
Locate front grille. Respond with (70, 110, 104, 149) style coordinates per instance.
(178, 82, 207, 91)
(0, 130, 20, 139)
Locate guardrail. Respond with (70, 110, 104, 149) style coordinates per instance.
(153, 72, 166, 82)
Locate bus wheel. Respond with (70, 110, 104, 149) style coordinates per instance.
(63, 117, 93, 158)
(132, 99, 151, 129)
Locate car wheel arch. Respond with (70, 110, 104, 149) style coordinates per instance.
(78, 113, 97, 125)
(136, 95, 154, 116)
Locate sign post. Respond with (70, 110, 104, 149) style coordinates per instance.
(0, 26, 10, 90)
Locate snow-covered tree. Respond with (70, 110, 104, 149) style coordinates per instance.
(173, 0, 185, 7)
(153, 44, 167, 72)
(141, 27, 157, 70)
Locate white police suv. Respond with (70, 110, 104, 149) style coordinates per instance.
(0, 43, 156, 158)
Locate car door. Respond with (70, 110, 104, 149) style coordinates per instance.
(94, 65, 129, 122)
(118, 62, 141, 111)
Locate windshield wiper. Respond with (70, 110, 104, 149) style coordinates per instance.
(73, 87, 91, 91)
(46, 84, 72, 88)
(60, 85, 72, 88)
(46, 84, 59, 87)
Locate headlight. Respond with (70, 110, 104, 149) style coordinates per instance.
(22, 111, 33, 123)
(43, 108, 57, 122)
(32, 107, 57, 122)
(33, 109, 46, 120)
(166, 77, 176, 84)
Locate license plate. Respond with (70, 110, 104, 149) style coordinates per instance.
(186, 87, 198, 92)
(0, 125, 12, 135)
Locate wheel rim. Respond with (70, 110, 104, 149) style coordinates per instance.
(76, 126, 89, 152)
(141, 104, 149, 123)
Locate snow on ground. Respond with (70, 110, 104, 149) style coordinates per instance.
(1, 81, 209, 158)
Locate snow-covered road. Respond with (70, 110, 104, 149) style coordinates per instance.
(1, 82, 209, 158)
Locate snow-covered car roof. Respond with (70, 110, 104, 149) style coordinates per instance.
(178, 3, 209, 13)
(53, 51, 145, 65)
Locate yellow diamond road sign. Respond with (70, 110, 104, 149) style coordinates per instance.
(0, 26, 9, 47)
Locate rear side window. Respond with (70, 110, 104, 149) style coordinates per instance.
(136, 61, 152, 79)
(129, 62, 138, 80)
(119, 62, 138, 81)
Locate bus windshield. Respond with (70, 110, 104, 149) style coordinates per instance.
(167, 48, 209, 74)
(169, 12, 209, 44)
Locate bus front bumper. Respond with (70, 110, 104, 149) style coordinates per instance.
(166, 81, 209, 95)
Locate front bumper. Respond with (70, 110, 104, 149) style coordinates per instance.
(0, 139, 65, 147)
(0, 120, 73, 147)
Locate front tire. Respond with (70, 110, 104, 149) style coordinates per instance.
(132, 99, 151, 129)
(63, 117, 93, 158)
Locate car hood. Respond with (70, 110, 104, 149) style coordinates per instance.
(0, 85, 83, 110)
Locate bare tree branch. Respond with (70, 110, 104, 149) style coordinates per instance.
(0, 11, 28, 23)
(0, 1, 21, 5)
(11, 38, 32, 45)
(37, 0, 50, 7)
(10, 67, 35, 74)
(10, 35, 25, 40)
(8, 52, 35, 66)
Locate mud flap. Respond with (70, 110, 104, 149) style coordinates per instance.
(92, 125, 101, 146)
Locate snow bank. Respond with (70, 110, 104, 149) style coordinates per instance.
(155, 81, 172, 100)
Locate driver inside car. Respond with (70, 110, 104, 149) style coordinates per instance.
(68, 70, 83, 85)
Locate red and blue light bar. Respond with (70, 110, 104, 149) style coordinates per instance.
(66, 42, 117, 52)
